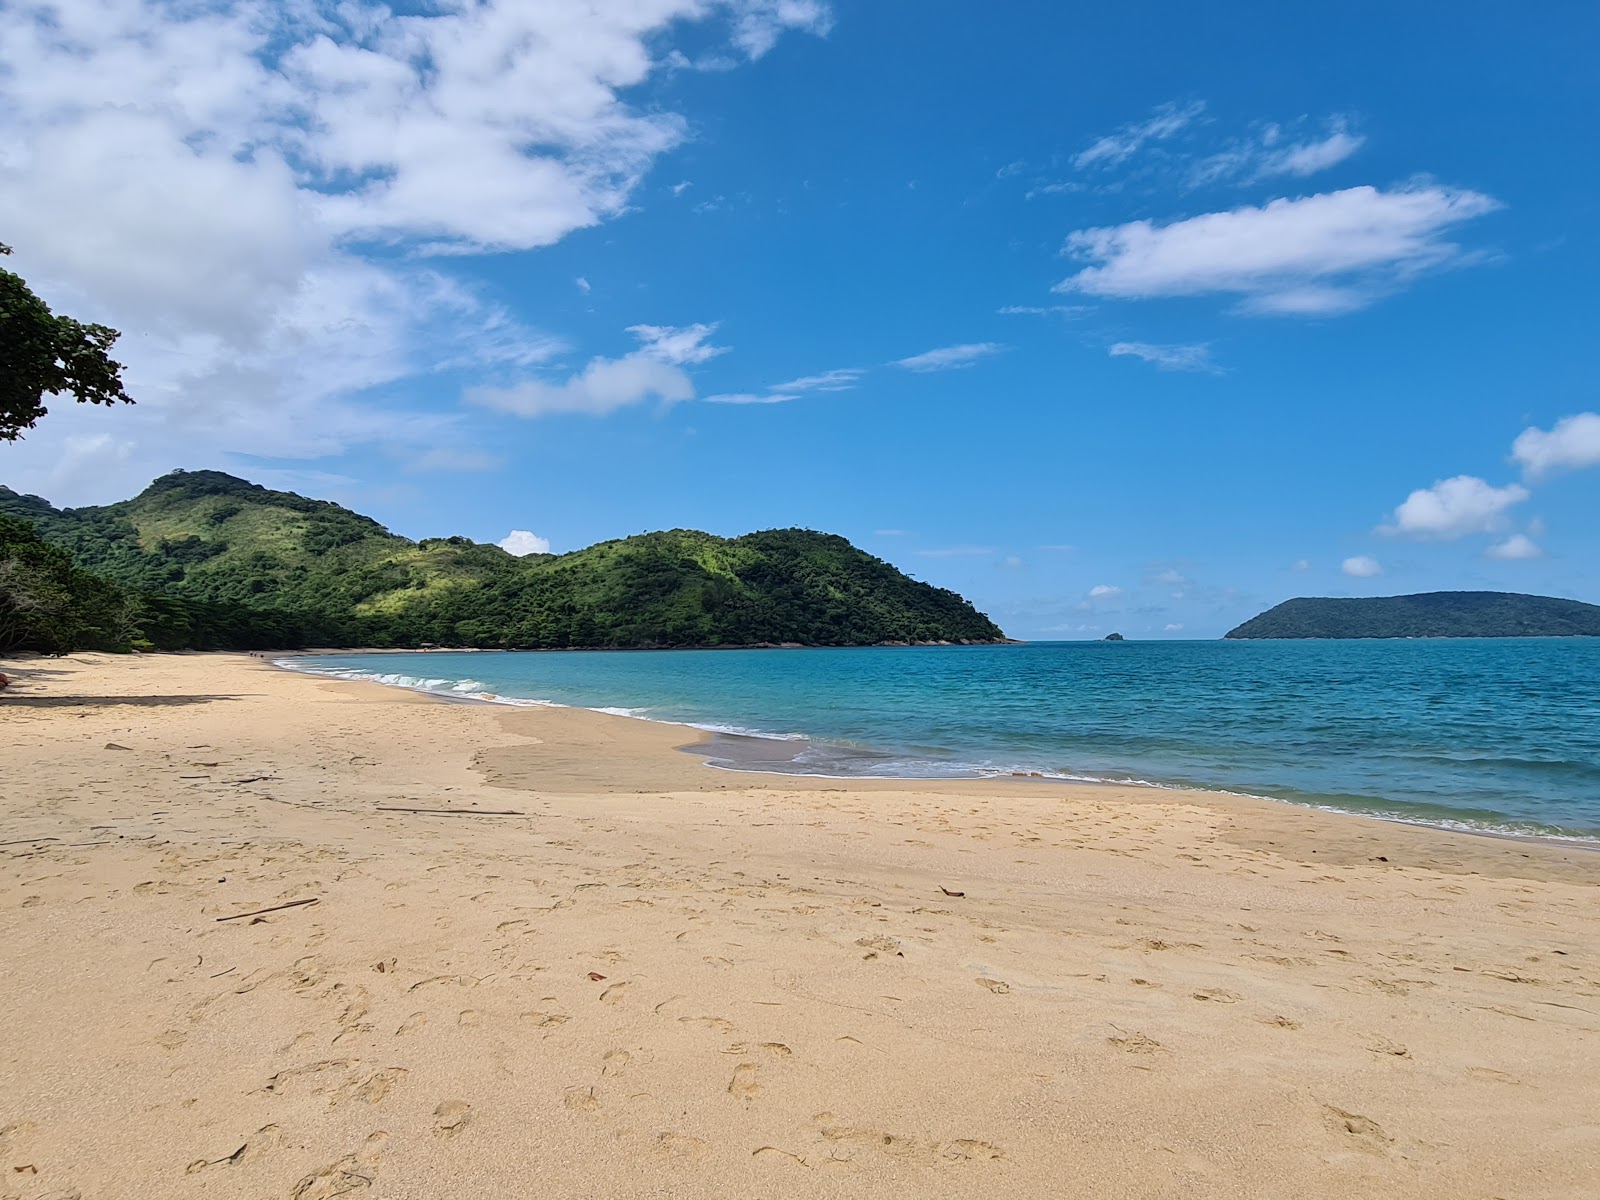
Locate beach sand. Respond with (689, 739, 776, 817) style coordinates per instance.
(2, 652, 1597, 1199)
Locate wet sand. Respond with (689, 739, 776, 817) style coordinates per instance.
(2, 651, 1597, 1198)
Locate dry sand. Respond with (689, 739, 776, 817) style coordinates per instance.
(1, 651, 1597, 1199)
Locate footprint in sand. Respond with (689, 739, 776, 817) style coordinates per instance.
(564, 1086, 601, 1112)
(396, 1012, 427, 1036)
(1107, 1030, 1165, 1055)
(655, 1131, 711, 1163)
(523, 1009, 571, 1029)
(728, 1062, 761, 1099)
(679, 1015, 735, 1034)
(291, 1131, 388, 1200)
(433, 1100, 473, 1139)
(1321, 1105, 1392, 1152)
(601, 1049, 632, 1077)
(458, 1009, 482, 1028)
(355, 1067, 408, 1104)
(976, 978, 1010, 994)
(599, 981, 629, 1004)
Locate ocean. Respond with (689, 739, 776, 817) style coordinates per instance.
(286, 640, 1600, 841)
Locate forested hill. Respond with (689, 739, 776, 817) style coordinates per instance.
(1224, 592, 1600, 640)
(0, 469, 1007, 652)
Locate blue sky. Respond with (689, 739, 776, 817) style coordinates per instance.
(2, 0, 1597, 637)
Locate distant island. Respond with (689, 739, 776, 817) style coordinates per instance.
(1103, 632, 1125, 641)
(1225, 591, 1600, 640)
(0, 470, 1008, 653)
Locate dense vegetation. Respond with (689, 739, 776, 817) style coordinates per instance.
(1, 243, 133, 442)
(0, 469, 1006, 653)
(1224, 592, 1600, 640)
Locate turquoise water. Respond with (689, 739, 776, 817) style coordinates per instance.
(289, 641, 1600, 840)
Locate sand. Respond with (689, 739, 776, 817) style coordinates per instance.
(1, 652, 1597, 1199)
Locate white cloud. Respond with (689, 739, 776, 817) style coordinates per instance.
(1291, 559, 1311, 572)
(1381, 475, 1529, 540)
(1001, 555, 1025, 569)
(1057, 185, 1500, 315)
(1511, 412, 1600, 477)
(464, 323, 723, 418)
(1164, 623, 1184, 632)
(1342, 555, 1383, 578)
(0, 0, 825, 503)
(1109, 341, 1219, 373)
(1075, 101, 1205, 170)
(1149, 568, 1188, 586)
(498, 530, 552, 556)
(1486, 533, 1543, 560)
(893, 343, 1005, 372)
(1039, 544, 1075, 552)
(915, 545, 995, 558)
(1088, 584, 1122, 598)
(576, 277, 591, 294)
(670, 180, 693, 196)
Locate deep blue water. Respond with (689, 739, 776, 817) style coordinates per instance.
(288, 641, 1600, 839)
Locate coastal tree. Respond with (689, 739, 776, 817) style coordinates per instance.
(0, 243, 133, 441)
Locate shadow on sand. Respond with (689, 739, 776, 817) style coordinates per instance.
(0, 694, 238, 708)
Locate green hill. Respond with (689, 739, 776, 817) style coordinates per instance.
(0, 469, 1007, 652)
(1224, 592, 1600, 640)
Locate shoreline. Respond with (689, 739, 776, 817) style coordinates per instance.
(3, 651, 1598, 1197)
(273, 649, 1600, 852)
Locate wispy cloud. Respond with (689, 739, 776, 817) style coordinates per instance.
(406, 448, 504, 473)
(769, 368, 863, 392)
(1191, 119, 1365, 187)
(893, 343, 1006, 372)
(1074, 101, 1206, 170)
(1087, 584, 1122, 598)
(915, 545, 996, 558)
(1058, 185, 1500, 315)
(1108, 341, 1220, 373)
(998, 304, 1087, 317)
(1342, 555, 1383, 578)
(703, 364, 862, 406)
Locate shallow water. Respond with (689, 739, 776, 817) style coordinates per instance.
(289, 640, 1600, 839)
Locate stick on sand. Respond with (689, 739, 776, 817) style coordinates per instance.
(216, 897, 320, 922)
(376, 806, 525, 816)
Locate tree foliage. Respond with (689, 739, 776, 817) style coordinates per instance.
(0, 470, 1009, 652)
(1224, 593, 1600, 639)
(0, 243, 134, 442)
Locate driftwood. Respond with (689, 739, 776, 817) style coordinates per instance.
(216, 897, 320, 922)
(376, 807, 525, 816)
